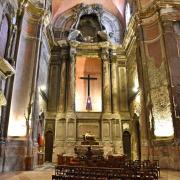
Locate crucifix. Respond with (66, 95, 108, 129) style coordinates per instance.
(80, 74, 97, 110)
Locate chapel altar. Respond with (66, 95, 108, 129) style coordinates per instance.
(74, 133, 103, 160)
(46, 3, 130, 162)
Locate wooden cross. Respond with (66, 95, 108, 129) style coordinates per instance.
(80, 74, 97, 97)
(80, 74, 97, 110)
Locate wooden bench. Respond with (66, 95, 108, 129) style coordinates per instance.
(53, 159, 160, 180)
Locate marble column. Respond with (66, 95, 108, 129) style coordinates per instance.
(1, 24, 17, 138)
(102, 48, 111, 113)
(110, 51, 119, 114)
(162, 20, 180, 141)
(67, 47, 76, 113)
(8, 2, 44, 136)
(58, 55, 67, 113)
(137, 28, 150, 160)
(65, 42, 77, 148)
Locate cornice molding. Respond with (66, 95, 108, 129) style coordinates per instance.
(137, 0, 180, 22)
(0, 57, 15, 79)
(138, 1, 158, 19)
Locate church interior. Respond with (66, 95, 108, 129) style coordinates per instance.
(0, 0, 180, 179)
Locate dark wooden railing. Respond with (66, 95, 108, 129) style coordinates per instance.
(52, 158, 160, 180)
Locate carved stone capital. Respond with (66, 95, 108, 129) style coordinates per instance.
(109, 49, 117, 63)
(101, 48, 109, 61)
(57, 40, 68, 47)
(70, 47, 77, 58)
(138, 2, 158, 20)
(69, 40, 80, 48)
(98, 41, 110, 48)
(24, 1, 45, 21)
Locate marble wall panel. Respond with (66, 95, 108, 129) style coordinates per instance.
(77, 122, 100, 139)
(118, 66, 128, 111)
(112, 120, 120, 139)
(102, 121, 110, 139)
(48, 65, 59, 111)
(67, 120, 76, 138)
(56, 120, 66, 140)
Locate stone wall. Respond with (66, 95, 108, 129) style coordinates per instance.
(126, 0, 180, 169)
(0, 0, 18, 172)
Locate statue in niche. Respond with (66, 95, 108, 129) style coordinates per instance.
(68, 4, 113, 43)
(77, 14, 101, 42)
(68, 29, 83, 41)
(97, 30, 111, 42)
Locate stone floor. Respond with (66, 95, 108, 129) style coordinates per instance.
(0, 163, 180, 180)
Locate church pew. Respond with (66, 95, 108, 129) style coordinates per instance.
(53, 157, 160, 179)
(52, 174, 107, 180)
(54, 165, 159, 180)
(55, 165, 124, 179)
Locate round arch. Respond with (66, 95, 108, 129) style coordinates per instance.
(53, 3, 124, 44)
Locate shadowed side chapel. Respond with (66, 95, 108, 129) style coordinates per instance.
(0, 0, 180, 178)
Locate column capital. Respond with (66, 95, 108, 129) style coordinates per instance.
(57, 40, 68, 47)
(110, 50, 117, 63)
(98, 41, 110, 48)
(69, 40, 80, 48)
(25, 1, 45, 19)
(101, 48, 109, 61)
(70, 47, 77, 60)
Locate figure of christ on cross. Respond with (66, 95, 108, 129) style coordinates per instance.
(80, 74, 97, 110)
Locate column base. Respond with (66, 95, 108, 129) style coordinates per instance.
(2, 137, 36, 172)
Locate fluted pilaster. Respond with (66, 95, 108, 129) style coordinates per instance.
(110, 50, 119, 114)
(58, 54, 67, 113)
(101, 48, 111, 113)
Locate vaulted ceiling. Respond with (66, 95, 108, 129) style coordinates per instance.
(52, 0, 126, 22)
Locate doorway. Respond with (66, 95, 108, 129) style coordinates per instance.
(45, 130, 54, 162)
(123, 131, 131, 159)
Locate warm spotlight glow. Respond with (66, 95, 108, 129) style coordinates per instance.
(8, 115, 26, 136)
(125, 3, 131, 27)
(135, 93, 140, 104)
(39, 85, 46, 91)
(75, 91, 102, 112)
(75, 57, 102, 112)
(154, 119, 174, 137)
(133, 76, 139, 93)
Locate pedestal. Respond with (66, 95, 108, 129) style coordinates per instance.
(24, 156, 34, 170)
(37, 152, 44, 165)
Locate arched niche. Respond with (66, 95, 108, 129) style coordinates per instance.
(53, 3, 124, 44)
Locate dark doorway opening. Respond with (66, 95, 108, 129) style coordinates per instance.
(123, 131, 131, 159)
(45, 130, 53, 162)
(136, 120, 141, 160)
